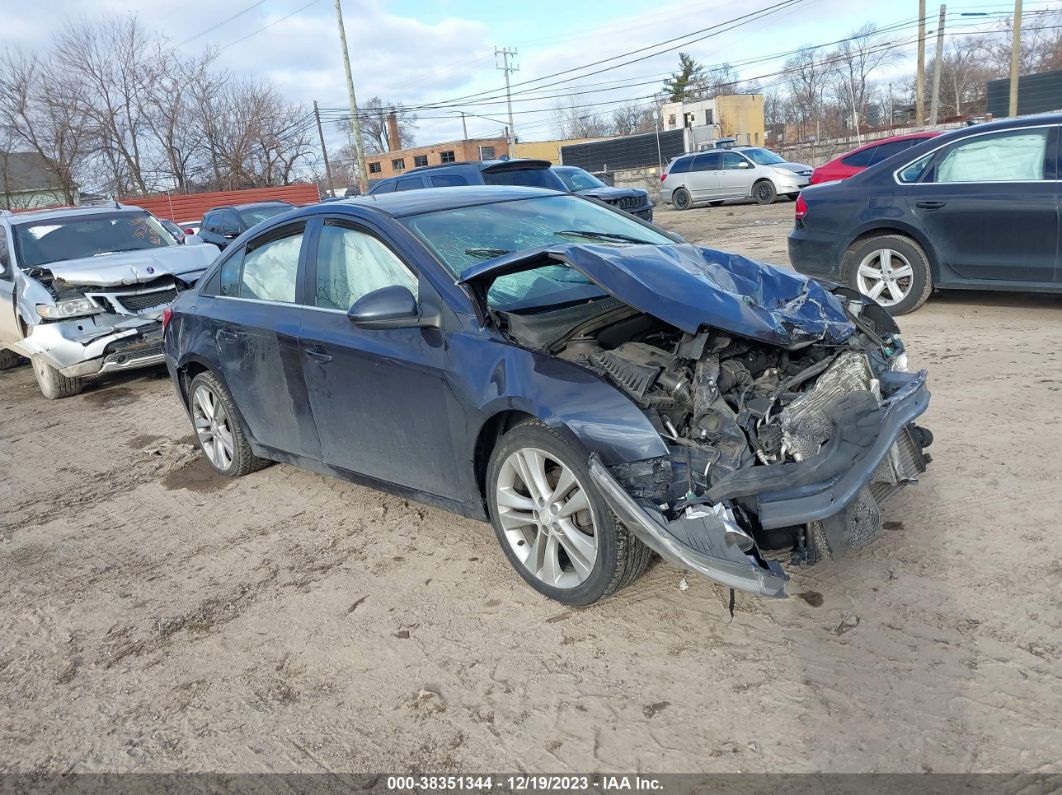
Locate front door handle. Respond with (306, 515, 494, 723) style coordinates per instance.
(304, 348, 333, 364)
(916, 200, 947, 209)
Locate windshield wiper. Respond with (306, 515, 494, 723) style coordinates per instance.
(465, 247, 512, 259)
(555, 229, 656, 245)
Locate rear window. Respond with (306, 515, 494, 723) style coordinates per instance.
(692, 152, 722, 171)
(482, 167, 566, 190)
(668, 157, 693, 174)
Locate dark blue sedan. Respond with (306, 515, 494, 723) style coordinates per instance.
(163, 186, 932, 604)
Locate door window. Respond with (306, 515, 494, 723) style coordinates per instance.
(841, 146, 877, 167)
(868, 139, 914, 165)
(314, 223, 417, 311)
(239, 231, 304, 302)
(721, 152, 748, 169)
(0, 227, 9, 276)
(692, 152, 723, 171)
(395, 176, 424, 191)
(934, 129, 1049, 183)
(668, 157, 693, 174)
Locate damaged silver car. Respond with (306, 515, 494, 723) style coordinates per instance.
(0, 205, 218, 398)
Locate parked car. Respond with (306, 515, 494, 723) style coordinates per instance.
(164, 185, 931, 605)
(199, 202, 294, 250)
(367, 159, 567, 194)
(696, 137, 738, 150)
(789, 114, 1062, 315)
(552, 165, 653, 221)
(661, 147, 813, 209)
(0, 205, 219, 398)
(810, 132, 941, 185)
(180, 220, 201, 236)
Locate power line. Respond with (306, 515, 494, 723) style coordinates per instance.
(217, 0, 324, 52)
(176, 0, 270, 47)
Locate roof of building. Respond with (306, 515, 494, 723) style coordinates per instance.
(0, 152, 63, 194)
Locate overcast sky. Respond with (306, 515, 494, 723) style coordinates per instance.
(0, 0, 1051, 154)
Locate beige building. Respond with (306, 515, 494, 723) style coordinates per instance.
(511, 138, 602, 164)
(364, 137, 510, 181)
(661, 95, 766, 147)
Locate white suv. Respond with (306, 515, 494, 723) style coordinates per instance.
(661, 147, 813, 210)
(0, 204, 218, 398)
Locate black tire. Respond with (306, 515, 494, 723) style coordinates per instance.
(486, 419, 652, 605)
(31, 355, 84, 399)
(844, 233, 933, 316)
(671, 187, 692, 211)
(0, 349, 23, 370)
(187, 370, 270, 477)
(752, 180, 777, 205)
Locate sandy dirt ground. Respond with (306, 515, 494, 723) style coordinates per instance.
(2, 200, 1060, 775)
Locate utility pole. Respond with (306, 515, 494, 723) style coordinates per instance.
(916, 0, 927, 123)
(1009, 0, 1023, 116)
(460, 112, 468, 141)
(495, 47, 518, 147)
(929, 4, 946, 125)
(313, 101, 335, 196)
(846, 75, 862, 145)
(334, 0, 368, 193)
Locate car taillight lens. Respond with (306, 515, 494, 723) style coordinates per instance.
(795, 194, 808, 221)
(660, 172, 667, 182)
(162, 307, 173, 333)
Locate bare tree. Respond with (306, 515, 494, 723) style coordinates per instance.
(553, 92, 612, 139)
(344, 97, 417, 154)
(785, 47, 829, 141)
(830, 24, 902, 132)
(611, 102, 655, 135)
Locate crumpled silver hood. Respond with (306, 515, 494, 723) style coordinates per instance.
(41, 244, 220, 288)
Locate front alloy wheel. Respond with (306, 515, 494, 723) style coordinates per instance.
(495, 447, 599, 589)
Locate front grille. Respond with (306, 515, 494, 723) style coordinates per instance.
(606, 196, 641, 211)
(117, 288, 177, 313)
(103, 343, 163, 366)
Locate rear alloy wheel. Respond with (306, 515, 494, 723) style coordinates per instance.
(188, 371, 269, 477)
(672, 187, 692, 211)
(847, 234, 932, 315)
(486, 420, 651, 605)
(752, 179, 777, 205)
(31, 356, 84, 399)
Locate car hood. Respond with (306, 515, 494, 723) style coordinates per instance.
(774, 162, 813, 174)
(576, 186, 649, 203)
(32, 244, 220, 288)
(460, 243, 854, 349)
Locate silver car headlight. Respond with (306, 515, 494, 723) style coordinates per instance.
(36, 297, 101, 319)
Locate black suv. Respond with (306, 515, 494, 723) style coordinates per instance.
(552, 165, 653, 221)
(200, 202, 294, 250)
(367, 159, 567, 194)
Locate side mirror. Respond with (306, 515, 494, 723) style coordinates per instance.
(738, 161, 752, 168)
(347, 285, 420, 329)
(184, 234, 206, 246)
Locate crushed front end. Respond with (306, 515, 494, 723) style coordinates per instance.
(578, 300, 931, 598)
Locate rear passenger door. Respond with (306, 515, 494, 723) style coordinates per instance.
(201, 222, 322, 460)
(686, 152, 723, 200)
(719, 151, 754, 198)
(902, 124, 1059, 284)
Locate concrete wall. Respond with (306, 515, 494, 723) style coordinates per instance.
(594, 166, 664, 204)
(364, 138, 509, 179)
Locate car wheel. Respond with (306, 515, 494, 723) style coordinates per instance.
(0, 349, 24, 370)
(845, 234, 933, 315)
(187, 371, 269, 477)
(31, 355, 84, 399)
(752, 180, 777, 205)
(486, 420, 651, 605)
(672, 187, 692, 211)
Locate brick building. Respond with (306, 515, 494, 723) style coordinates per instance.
(364, 137, 510, 181)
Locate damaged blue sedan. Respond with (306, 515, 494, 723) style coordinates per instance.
(162, 186, 932, 605)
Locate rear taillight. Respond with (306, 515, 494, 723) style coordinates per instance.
(162, 307, 173, 333)
(660, 172, 667, 182)
(795, 194, 808, 221)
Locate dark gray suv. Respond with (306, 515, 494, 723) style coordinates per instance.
(367, 159, 567, 194)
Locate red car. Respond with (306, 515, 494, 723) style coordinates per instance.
(809, 132, 941, 185)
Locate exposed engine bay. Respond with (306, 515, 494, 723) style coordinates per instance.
(494, 288, 932, 593)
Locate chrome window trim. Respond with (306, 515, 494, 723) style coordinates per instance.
(891, 122, 1059, 186)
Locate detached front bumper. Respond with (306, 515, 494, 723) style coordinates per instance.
(18, 314, 166, 378)
(590, 370, 931, 598)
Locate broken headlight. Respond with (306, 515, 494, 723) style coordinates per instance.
(36, 297, 101, 320)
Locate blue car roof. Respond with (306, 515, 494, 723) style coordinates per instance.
(334, 185, 561, 218)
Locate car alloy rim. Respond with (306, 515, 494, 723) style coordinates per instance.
(757, 183, 773, 200)
(856, 248, 915, 306)
(191, 384, 235, 470)
(495, 447, 599, 589)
